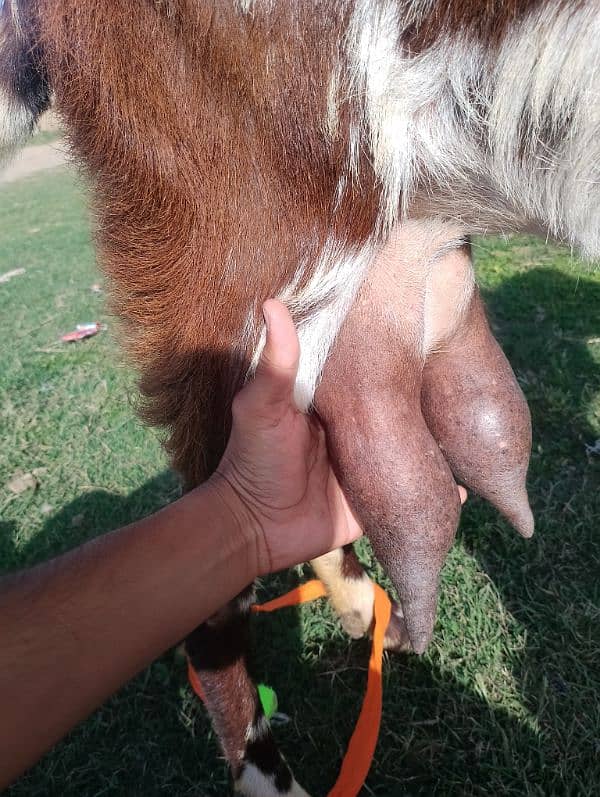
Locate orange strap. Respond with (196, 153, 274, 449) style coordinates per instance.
(250, 578, 328, 612)
(326, 582, 390, 797)
(187, 658, 206, 702)
(188, 578, 390, 797)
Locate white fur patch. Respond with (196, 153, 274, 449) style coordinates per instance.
(235, 0, 274, 15)
(235, 764, 311, 797)
(9, 1, 21, 33)
(343, 1, 479, 231)
(245, 714, 270, 744)
(345, 0, 409, 230)
(342, 1, 600, 256)
(311, 549, 375, 639)
(487, 3, 600, 256)
(249, 237, 375, 411)
(235, 0, 253, 13)
(0, 85, 32, 165)
(0, 0, 34, 165)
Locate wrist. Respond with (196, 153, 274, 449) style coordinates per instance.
(202, 471, 271, 579)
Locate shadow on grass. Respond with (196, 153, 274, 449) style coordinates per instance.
(5, 267, 599, 796)
(455, 266, 600, 796)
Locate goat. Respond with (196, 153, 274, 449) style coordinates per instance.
(2, 1, 599, 794)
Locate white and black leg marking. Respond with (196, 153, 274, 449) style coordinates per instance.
(185, 586, 312, 797)
(235, 762, 310, 797)
(311, 546, 375, 640)
(311, 545, 411, 652)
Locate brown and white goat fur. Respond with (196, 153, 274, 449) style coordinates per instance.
(2, 2, 599, 795)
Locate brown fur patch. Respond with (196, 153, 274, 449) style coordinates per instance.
(405, 0, 564, 51)
(33, 0, 381, 484)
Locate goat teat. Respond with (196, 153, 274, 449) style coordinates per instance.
(316, 229, 533, 654)
(421, 245, 534, 538)
(316, 229, 464, 654)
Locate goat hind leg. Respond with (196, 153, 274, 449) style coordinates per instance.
(311, 545, 410, 652)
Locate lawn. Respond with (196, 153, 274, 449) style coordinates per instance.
(1, 168, 599, 797)
(26, 129, 63, 148)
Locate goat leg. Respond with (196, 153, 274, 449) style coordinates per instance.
(311, 545, 411, 651)
(186, 588, 310, 797)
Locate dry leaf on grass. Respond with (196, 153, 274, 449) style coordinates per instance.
(0, 268, 26, 284)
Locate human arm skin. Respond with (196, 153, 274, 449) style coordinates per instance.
(0, 481, 260, 788)
(0, 301, 362, 788)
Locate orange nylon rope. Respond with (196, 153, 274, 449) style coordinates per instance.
(187, 658, 206, 701)
(250, 578, 328, 612)
(187, 578, 390, 797)
(326, 582, 391, 797)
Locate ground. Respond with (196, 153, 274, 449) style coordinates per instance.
(1, 149, 599, 796)
(0, 140, 69, 185)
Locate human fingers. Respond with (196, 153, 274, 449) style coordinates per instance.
(250, 300, 300, 410)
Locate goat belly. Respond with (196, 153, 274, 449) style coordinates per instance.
(421, 288, 534, 538)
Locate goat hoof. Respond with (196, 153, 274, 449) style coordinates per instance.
(382, 601, 412, 653)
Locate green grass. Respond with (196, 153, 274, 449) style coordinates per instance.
(1, 169, 599, 797)
(26, 128, 63, 147)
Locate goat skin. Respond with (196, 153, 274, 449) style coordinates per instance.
(422, 288, 534, 538)
(316, 287, 462, 655)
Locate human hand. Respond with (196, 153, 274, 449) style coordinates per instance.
(212, 300, 362, 576)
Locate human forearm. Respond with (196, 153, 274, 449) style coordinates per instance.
(0, 478, 255, 787)
(0, 300, 363, 787)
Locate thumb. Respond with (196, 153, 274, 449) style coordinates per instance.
(252, 300, 300, 408)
